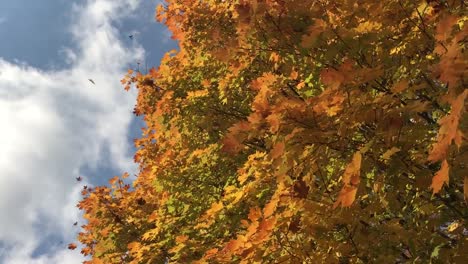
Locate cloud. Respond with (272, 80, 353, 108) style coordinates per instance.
(0, 0, 144, 262)
(0, 16, 6, 25)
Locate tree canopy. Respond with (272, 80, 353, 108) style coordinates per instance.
(76, 0, 467, 263)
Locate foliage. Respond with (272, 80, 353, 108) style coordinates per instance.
(77, 0, 467, 263)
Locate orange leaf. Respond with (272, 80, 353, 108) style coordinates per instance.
(296, 81, 306, 89)
(430, 160, 449, 194)
(391, 80, 409, 93)
(290, 70, 299, 80)
(320, 68, 344, 90)
(342, 152, 362, 185)
(263, 196, 279, 218)
(225, 239, 243, 252)
(334, 151, 362, 208)
(333, 185, 358, 208)
(176, 235, 189, 243)
(435, 15, 458, 42)
(270, 142, 285, 160)
(428, 90, 468, 162)
(269, 52, 280, 62)
(204, 248, 219, 259)
(266, 113, 281, 133)
(248, 207, 262, 222)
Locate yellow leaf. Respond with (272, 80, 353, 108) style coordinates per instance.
(206, 201, 224, 216)
(355, 21, 382, 33)
(447, 221, 461, 232)
(430, 160, 449, 194)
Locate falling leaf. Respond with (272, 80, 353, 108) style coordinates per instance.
(68, 243, 77, 250)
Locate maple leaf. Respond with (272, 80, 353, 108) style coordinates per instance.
(75, 1, 467, 262)
(263, 196, 279, 218)
(333, 185, 358, 209)
(428, 90, 468, 162)
(248, 207, 262, 222)
(204, 248, 219, 259)
(334, 151, 362, 208)
(391, 80, 409, 93)
(430, 159, 449, 194)
(224, 239, 243, 253)
(320, 68, 344, 90)
(270, 142, 285, 160)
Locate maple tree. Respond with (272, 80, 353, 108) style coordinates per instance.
(76, 0, 467, 263)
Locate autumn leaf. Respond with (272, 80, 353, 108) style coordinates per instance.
(68, 243, 77, 250)
(430, 160, 449, 194)
(334, 151, 362, 208)
(263, 196, 279, 218)
(333, 185, 358, 209)
(270, 142, 285, 160)
(76, 1, 467, 262)
(391, 80, 409, 93)
(428, 90, 468, 162)
(381, 147, 400, 160)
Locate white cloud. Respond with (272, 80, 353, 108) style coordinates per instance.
(0, 16, 6, 25)
(0, 0, 144, 262)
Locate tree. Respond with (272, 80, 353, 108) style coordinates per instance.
(77, 0, 467, 263)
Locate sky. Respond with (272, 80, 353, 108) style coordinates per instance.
(0, 0, 175, 263)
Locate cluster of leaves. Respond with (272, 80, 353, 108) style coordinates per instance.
(76, 0, 467, 263)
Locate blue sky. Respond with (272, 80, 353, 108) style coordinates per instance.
(0, 0, 175, 263)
